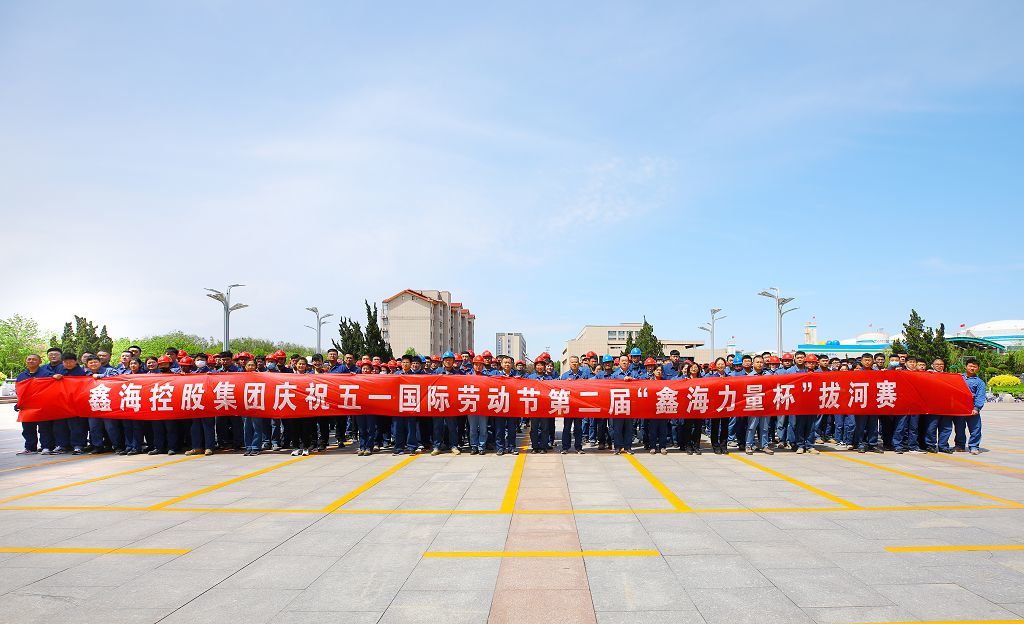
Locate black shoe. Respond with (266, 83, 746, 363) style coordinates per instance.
(939, 448, 953, 454)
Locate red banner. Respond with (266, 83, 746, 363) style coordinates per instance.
(14, 370, 973, 422)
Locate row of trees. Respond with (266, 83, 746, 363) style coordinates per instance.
(890, 309, 1023, 380)
(332, 301, 394, 361)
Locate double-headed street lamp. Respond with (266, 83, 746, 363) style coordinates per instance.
(698, 307, 726, 360)
(305, 306, 334, 355)
(758, 287, 798, 355)
(205, 284, 247, 351)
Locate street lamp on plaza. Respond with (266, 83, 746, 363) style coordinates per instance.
(758, 287, 798, 355)
(305, 306, 334, 355)
(205, 284, 247, 352)
(698, 308, 726, 361)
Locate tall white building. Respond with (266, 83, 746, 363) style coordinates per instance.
(381, 289, 475, 356)
(495, 332, 527, 363)
(561, 322, 705, 369)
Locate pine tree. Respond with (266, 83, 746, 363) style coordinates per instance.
(363, 300, 394, 360)
(891, 309, 950, 366)
(331, 317, 366, 357)
(49, 316, 109, 356)
(633, 317, 665, 359)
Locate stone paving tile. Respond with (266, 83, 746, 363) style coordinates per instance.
(663, 554, 772, 589)
(217, 554, 339, 589)
(380, 589, 493, 624)
(596, 612, 707, 624)
(801, 605, 918, 624)
(160, 587, 301, 624)
(686, 587, 814, 624)
(403, 556, 502, 591)
(874, 582, 1019, 621)
(759, 566, 892, 608)
(586, 557, 693, 612)
(276, 611, 382, 624)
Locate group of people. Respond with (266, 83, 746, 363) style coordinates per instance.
(14, 345, 986, 459)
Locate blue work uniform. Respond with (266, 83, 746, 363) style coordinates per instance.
(492, 370, 520, 454)
(15, 367, 54, 452)
(559, 367, 590, 452)
(526, 372, 555, 451)
(431, 367, 462, 452)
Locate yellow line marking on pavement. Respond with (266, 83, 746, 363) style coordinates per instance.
(928, 454, 1024, 474)
(623, 453, 691, 511)
(147, 455, 313, 510)
(321, 455, 419, 512)
(729, 454, 860, 509)
(824, 453, 1023, 507)
(0, 546, 190, 555)
(886, 544, 1024, 553)
(852, 620, 1024, 623)
(0, 455, 97, 474)
(0, 456, 199, 505)
(499, 451, 527, 513)
(424, 549, 660, 558)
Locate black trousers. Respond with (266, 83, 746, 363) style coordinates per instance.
(709, 418, 728, 448)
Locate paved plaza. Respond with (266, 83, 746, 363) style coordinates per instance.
(0, 405, 1022, 624)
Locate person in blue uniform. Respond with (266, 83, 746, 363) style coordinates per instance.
(559, 356, 590, 454)
(430, 352, 462, 456)
(492, 356, 520, 456)
(609, 356, 635, 454)
(527, 358, 555, 453)
(15, 354, 53, 454)
(744, 355, 775, 455)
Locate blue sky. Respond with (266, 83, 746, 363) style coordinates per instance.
(2, 1, 1022, 355)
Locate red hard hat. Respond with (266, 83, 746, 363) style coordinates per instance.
(273, 350, 287, 358)
(644, 357, 657, 366)
(430, 355, 440, 362)
(240, 351, 253, 359)
(805, 354, 819, 362)
(769, 355, 781, 364)
(782, 352, 794, 360)
(482, 350, 492, 357)
(516, 360, 525, 366)
(178, 356, 194, 366)
(472, 355, 484, 364)
(177, 350, 188, 357)
(387, 361, 398, 368)
(157, 355, 172, 364)
(265, 353, 278, 361)
(586, 351, 597, 358)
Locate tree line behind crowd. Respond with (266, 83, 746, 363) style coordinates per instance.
(2, 308, 1022, 384)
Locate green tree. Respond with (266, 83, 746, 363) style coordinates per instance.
(363, 300, 394, 360)
(621, 318, 664, 358)
(110, 332, 313, 358)
(0, 314, 46, 376)
(890, 309, 949, 366)
(332, 317, 366, 356)
(49, 315, 112, 356)
(404, 347, 418, 357)
(111, 332, 212, 358)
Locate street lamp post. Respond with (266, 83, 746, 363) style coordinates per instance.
(305, 307, 334, 355)
(758, 287, 798, 355)
(205, 284, 247, 352)
(698, 307, 726, 361)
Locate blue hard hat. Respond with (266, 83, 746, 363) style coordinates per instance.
(733, 355, 744, 365)
(442, 351, 455, 359)
(601, 355, 614, 364)
(418, 355, 428, 363)
(629, 347, 641, 357)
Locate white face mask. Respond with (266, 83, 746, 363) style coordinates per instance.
(195, 360, 207, 368)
